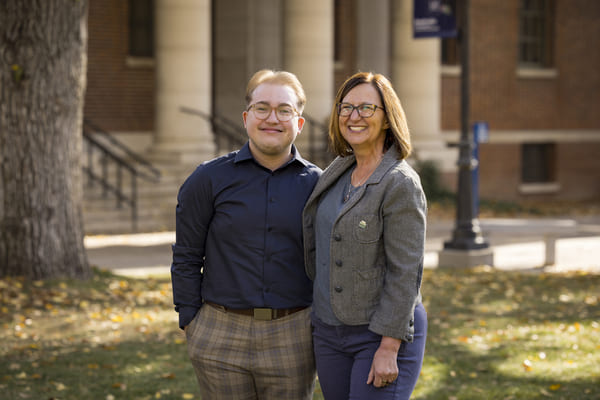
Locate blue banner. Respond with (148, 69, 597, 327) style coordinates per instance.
(413, 0, 457, 39)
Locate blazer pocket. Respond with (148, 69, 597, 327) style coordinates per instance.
(352, 214, 382, 243)
(352, 266, 384, 307)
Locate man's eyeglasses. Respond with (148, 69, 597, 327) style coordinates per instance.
(247, 102, 299, 122)
(337, 103, 384, 118)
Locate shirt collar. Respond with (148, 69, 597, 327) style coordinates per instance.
(234, 142, 311, 168)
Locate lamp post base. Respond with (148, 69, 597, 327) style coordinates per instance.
(438, 247, 494, 269)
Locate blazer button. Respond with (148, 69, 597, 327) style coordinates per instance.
(335, 259, 343, 267)
(334, 286, 343, 293)
(334, 234, 342, 241)
(406, 334, 414, 341)
(409, 319, 414, 327)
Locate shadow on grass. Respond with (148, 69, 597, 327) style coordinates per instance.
(1, 268, 598, 399)
(1, 336, 198, 399)
(413, 268, 600, 400)
(417, 345, 598, 399)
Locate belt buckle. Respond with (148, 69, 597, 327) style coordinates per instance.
(253, 308, 272, 321)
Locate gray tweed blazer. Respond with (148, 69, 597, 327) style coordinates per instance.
(302, 146, 427, 341)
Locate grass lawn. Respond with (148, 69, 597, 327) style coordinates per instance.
(1, 267, 598, 399)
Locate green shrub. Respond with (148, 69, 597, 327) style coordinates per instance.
(416, 160, 454, 202)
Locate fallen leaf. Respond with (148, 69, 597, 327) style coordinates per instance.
(112, 382, 127, 390)
(110, 315, 123, 323)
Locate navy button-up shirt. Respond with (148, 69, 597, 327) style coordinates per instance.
(171, 143, 322, 328)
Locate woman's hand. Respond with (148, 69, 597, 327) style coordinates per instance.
(367, 336, 401, 387)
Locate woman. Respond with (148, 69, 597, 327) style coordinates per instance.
(303, 72, 427, 400)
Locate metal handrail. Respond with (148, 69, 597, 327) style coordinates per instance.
(302, 114, 333, 168)
(180, 106, 333, 167)
(82, 119, 161, 232)
(84, 118, 162, 179)
(179, 106, 246, 155)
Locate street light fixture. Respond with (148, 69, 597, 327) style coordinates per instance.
(442, 0, 490, 254)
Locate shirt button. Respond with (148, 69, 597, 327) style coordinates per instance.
(334, 234, 342, 241)
(334, 286, 343, 293)
(335, 259, 343, 267)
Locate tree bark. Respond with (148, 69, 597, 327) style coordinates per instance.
(0, 0, 90, 279)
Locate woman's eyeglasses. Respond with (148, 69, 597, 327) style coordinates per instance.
(337, 103, 384, 118)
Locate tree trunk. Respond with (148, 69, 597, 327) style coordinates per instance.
(0, 0, 90, 279)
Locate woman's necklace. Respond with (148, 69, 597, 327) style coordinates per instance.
(343, 155, 383, 203)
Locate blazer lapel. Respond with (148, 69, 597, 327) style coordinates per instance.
(306, 155, 356, 204)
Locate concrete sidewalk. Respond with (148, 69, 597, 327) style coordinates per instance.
(85, 218, 600, 277)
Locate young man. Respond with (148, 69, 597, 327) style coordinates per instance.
(171, 69, 321, 399)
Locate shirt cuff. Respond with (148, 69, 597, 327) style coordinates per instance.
(178, 305, 200, 330)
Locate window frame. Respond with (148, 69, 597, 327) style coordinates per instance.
(128, 0, 155, 60)
(441, 0, 461, 66)
(521, 142, 557, 184)
(518, 0, 555, 69)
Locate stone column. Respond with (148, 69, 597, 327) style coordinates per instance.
(283, 0, 334, 164)
(149, 0, 214, 168)
(391, 0, 456, 171)
(356, 0, 391, 77)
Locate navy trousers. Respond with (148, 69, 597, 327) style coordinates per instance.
(311, 303, 427, 400)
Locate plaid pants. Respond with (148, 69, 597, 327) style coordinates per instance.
(186, 304, 316, 400)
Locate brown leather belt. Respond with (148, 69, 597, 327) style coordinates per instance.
(205, 301, 307, 321)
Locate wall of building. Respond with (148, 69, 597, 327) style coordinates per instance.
(443, 0, 599, 130)
(442, 0, 600, 201)
(85, 0, 154, 132)
(83, 0, 599, 202)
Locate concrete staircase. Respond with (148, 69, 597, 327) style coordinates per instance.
(82, 163, 191, 235)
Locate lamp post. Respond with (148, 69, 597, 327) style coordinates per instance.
(442, 0, 490, 257)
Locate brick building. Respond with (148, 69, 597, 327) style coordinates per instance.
(84, 0, 600, 205)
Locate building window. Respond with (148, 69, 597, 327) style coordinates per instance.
(521, 143, 556, 183)
(518, 0, 554, 68)
(129, 0, 154, 58)
(441, 0, 460, 65)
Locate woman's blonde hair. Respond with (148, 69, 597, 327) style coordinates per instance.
(245, 69, 306, 114)
(329, 72, 412, 159)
